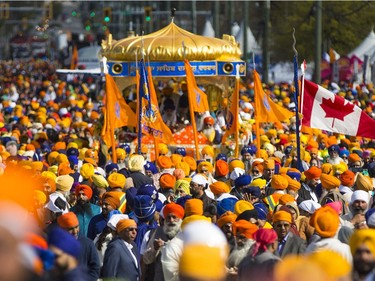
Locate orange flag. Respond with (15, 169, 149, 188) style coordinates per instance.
(184, 59, 209, 113)
(101, 74, 137, 149)
(70, 45, 78, 70)
(145, 66, 174, 144)
(222, 72, 240, 145)
(254, 70, 294, 123)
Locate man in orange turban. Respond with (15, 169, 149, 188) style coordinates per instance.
(57, 212, 101, 280)
(272, 210, 306, 258)
(86, 192, 120, 240)
(102, 218, 140, 281)
(227, 219, 258, 268)
(297, 166, 321, 204)
(142, 202, 185, 280)
(71, 184, 101, 238)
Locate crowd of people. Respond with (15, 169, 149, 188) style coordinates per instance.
(0, 59, 375, 281)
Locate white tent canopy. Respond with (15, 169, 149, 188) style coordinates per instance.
(235, 21, 261, 55)
(201, 19, 215, 38)
(349, 30, 375, 61)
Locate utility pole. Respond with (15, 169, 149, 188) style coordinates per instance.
(262, 0, 270, 83)
(314, 0, 322, 84)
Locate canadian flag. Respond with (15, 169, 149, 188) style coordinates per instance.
(302, 79, 375, 139)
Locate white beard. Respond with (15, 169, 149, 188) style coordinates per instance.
(163, 219, 182, 239)
(227, 239, 255, 268)
(202, 127, 215, 142)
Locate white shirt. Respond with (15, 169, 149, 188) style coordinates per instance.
(123, 240, 138, 268)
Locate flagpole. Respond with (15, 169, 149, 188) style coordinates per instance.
(146, 55, 159, 161)
(300, 59, 306, 118)
(137, 44, 143, 155)
(292, 28, 302, 172)
(252, 60, 261, 158)
(234, 65, 240, 158)
(183, 42, 200, 160)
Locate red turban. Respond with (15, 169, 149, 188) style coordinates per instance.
(163, 203, 185, 219)
(253, 228, 278, 254)
(75, 184, 93, 200)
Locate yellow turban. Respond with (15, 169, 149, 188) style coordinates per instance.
(80, 163, 95, 180)
(108, 172, 126, 189)
(349, 229, 375, 256)
(234, 200, 254, 215)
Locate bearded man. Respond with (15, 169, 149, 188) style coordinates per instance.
(227, 219, 258, 269)
(142, 203, 185, 281)
(70, 184, 101, 238)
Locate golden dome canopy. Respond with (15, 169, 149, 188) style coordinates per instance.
(102, 22, 242, 62)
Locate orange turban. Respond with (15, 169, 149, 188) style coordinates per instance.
(108, 172, 126, 189)
(320, 173, 341, 190)
(185, 199, 204, 216)
(232, 219, 258, 239)
(159, 173, 176, 190)
(116, 219, 137, 234)
(102, 192, 121, 210)
(309, 205, 339, 238)
(263, 159, 275, 170)
(215, 160, 229, 177)
(217, 211, 237, 228)
(287, 177, 301, 191)
(183, 156, 197, 172)
(58, 162, 73, 176)
(279, 194, 295, 205)
(57, 212, 79, 228)
(198, 161, 213, 173)
(75, 184, 93, 200)
(251, 161, 264, 173)
(304, 166, 322, 180)
(339, 170, 355, 187)
(321, 163, 333, 175)
(209, 181, 230, 195)
(171, 154, 183, 166)
(272, 210, 293, 224)
(271, 175, 289, 190)
(163, 203, 185, 219)
(157, 156, 173, 169)
(348, 153, 361, 163)
(229, 159, 245, 173)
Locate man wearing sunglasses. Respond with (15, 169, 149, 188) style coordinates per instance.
(102, 219, 140, 281)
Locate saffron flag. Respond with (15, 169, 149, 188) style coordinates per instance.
(101, 74, 137, 147)
(301, 79, 375, 139)
(184, 59, 209, 113)
(254, 70, 294, 122)
(145, 65, 174, 143)
(222, 71, 240, 144)
(70, 45, 78, 70)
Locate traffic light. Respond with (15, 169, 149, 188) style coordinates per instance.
(103, 7, 112, 23)
(0, 3, 10, 20)
(144, 6, 152, 22)
(85, 20, 91, 31)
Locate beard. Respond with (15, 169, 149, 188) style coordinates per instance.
(227, 239, 255, 268)
(202, 127, 215, 143)
(74, 201, 93, 216)
(163, 219, 182, 239)
(353, 259, 375, 276)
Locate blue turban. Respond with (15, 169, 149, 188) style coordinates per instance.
(217, 197, 238, 217)
(48, 227, 81, 258)
(243, 186, 261, 198)
(254, 203, 269, 220)
(234, 175, 252, 188)
(137, 183, 158, 202)
(105, 163, 119, 175)
(133, 195, 156, 222)
(144, 161, 158, 174)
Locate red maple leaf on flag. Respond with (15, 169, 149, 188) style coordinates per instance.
(320, 95, 354, 128)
